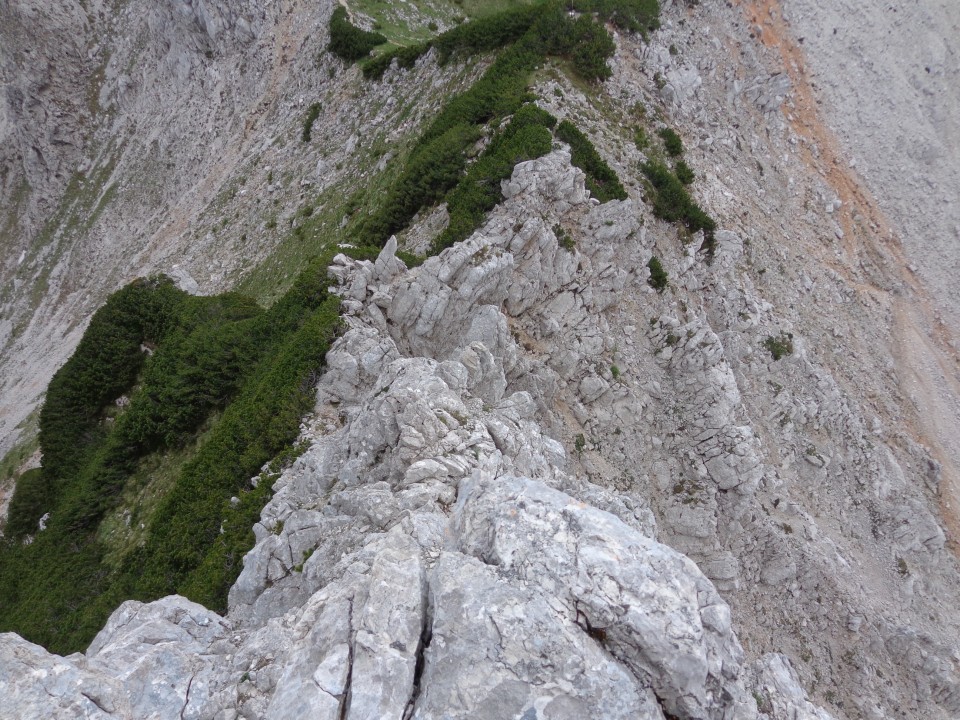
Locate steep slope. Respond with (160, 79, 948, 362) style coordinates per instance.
(0, 0, 476, 458)
(2, 155, 836, 719)
(1, 1, 959, 719)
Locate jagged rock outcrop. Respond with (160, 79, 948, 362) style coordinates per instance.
(3, 0, 960, 716)
(0, 154, 834, 720)
(0, 0, 475, 459)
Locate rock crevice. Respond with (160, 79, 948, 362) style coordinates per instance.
(0, 153, 832, 720)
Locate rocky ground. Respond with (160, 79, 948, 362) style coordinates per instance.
(776, 0, 960, 561)
(1, 155, 840, 719)
(2, 0, 959, 718)
(0, 0, 479, 459)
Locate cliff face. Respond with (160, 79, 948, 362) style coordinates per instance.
(2, 1, 960, 719)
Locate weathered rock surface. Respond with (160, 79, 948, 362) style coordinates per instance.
(0, 155, 834, 719)
(0, 0, 479, 458)
(3, 1, 960, 718)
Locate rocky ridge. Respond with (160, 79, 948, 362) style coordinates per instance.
(0, 0, 479, 458)
(2, 1, 959, 718)
(0, 153, 834, 719)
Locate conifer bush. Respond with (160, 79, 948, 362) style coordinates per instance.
(641, 160, 715, 245)
(658, 127, 684, 156)
(674, 158, 694, 185)
(556, 120, 628, 202)
(647, 255, 669, 291)
(328, 7, 386, 62)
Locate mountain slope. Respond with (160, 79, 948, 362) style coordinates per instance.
(1, 1, 959, 718)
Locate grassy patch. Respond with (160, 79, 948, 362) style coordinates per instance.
(349, 0, 540, 51)
(0, 421, 39, 485)
(95, 414, 222, 570)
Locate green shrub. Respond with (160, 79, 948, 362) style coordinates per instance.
(574, 433, 586, 454)
(363, 0, 627, 83)
(569, 15, 616, 81)
(328, 7, 386, 62)
(658, 127, 683, 156)
(532, 7, 616, 81)
(647, 256, 668, 291)
(433, 4, 540, 64)
(530, 2, 616, 81)
(674, 158, 694, 185)
(362, 41, 432, 79)
(363, 4, 540, 80)
(359, 2, 634, 250)
(357, 123, 480, 245)
(556, 120, 628, 202)
(640, 160, 715, 249)
(432, 104, 556, 253)
(763, 333, 794, 361)
(302, 102, 321, 142)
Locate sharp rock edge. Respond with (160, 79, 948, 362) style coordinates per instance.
(3, 0, 960, 718)
(0, 153, 834, 720)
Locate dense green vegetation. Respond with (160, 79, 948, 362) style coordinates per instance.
(0, 260, 342, 653)
(640, 159, 716, 253)
(0, 0, 663, 655)
(37, 277, 185, 493)
(328, 6, 386, 62)
(556, 120, 628, 202)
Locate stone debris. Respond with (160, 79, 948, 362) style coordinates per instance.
(0, 154, 833, 720)
(2, 1, 960, 718)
